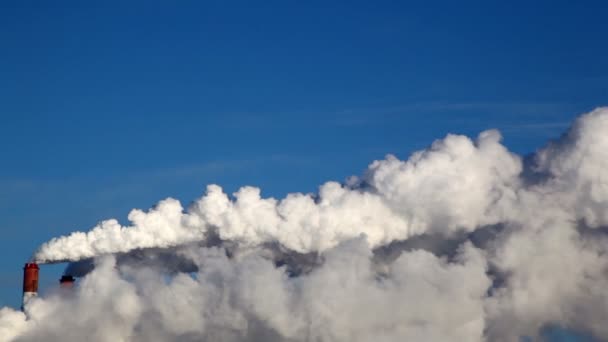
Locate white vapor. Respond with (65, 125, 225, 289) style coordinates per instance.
(1, 107, 608, 341)
(34, 125, 521, 261)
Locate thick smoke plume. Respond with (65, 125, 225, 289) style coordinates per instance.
(2, 108, 608, 341)
(34, 124, 521, 262)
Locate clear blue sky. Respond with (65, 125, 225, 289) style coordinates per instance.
(0, 1, 606, 340)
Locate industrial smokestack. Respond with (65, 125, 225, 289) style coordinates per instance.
(22, 263, 39, 309)
(59, 275, 75, 289)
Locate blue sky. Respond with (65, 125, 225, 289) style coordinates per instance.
(0, 1, 606, 339)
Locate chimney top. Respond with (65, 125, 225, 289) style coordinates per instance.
(60, 275, 75, 282)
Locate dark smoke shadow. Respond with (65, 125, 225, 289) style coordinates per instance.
(65, 223, 527, 293)
(63, 225, 325, 279)
(372, 224, 510, 293)
(372, 224, 506, 264)
(520, 152, 552, 187)
(63, 228, 228, 277)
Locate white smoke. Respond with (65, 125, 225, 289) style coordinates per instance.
(1, 107, 608, 341)
(33, 126, 522, 262)
(6, 241, 492, 342)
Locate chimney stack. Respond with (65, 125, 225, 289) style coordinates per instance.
(59, 275, 75, 289)
(22, 263, 39, 309)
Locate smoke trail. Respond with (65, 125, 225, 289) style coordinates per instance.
(0, 107, 607, 341)
(34, 125, 522, 263)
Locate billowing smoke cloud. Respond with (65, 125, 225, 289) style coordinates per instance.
(33, 124, 522, 262)
(2, 107, 608, 341)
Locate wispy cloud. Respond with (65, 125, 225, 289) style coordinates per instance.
(0, 154, 321, 212)
(203, 101, 581, 133)
(324, 101, 589, 139)
(500, 121, 571, 131)
(330, 101, 575, 127)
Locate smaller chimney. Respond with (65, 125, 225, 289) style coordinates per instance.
(22, 263, 39, 310)
(59, 275, 75, 289)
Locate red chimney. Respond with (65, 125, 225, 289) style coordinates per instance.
(22, 263, 39, 309)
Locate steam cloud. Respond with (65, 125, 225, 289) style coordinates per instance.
(2, 108, 608, 341)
